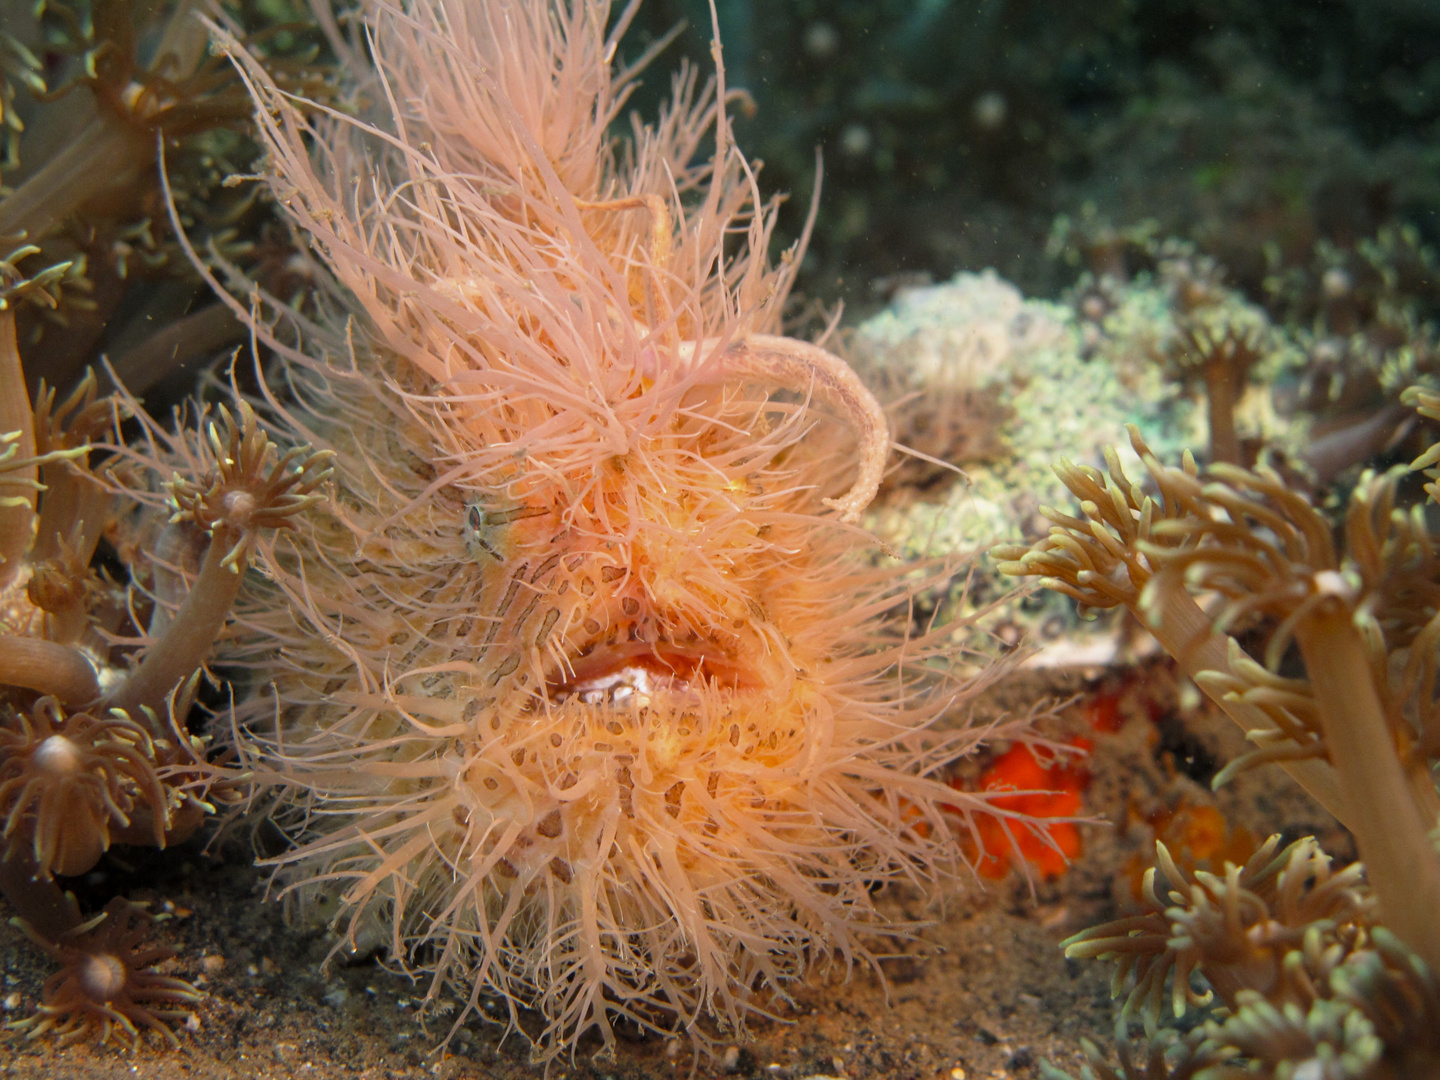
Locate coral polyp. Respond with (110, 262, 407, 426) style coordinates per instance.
(11, 897, 202, 1049)
(0, 697, 164, 878)
(195, 0, 1031, 1058)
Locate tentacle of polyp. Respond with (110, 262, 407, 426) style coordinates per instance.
(707, 332, 889, 523)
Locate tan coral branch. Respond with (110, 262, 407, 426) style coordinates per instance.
(0, 636, 99, 705)
(1294, 599, 1440, 976)
(0, 308, 35, 588)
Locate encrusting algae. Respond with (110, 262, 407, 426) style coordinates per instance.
(116, 0, 1053, 1060)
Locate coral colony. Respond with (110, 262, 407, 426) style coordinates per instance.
(0, 0, 1042, 1060)
(0, 321, 331, 1046)
(999, 414, 1440, 1077)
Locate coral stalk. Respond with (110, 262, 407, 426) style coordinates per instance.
(105, 526, 244, 725)
(0, 636, 98, 705)
(1138, 571, 1349, 823)
(0, 308, 35, 587)
(1201, 354, 1240, 467)
(0, 854, 81, 943)
(1293, 601, 1440, 974)
(0, 117, 149, 246)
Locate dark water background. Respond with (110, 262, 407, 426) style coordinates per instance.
(621, 0, 1440, 317)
